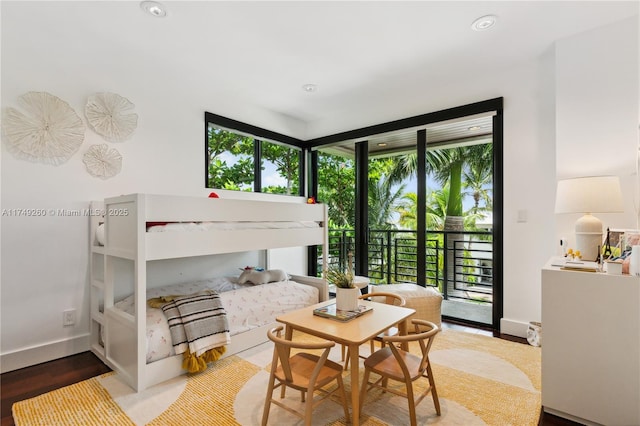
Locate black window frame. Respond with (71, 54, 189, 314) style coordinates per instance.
(205, 112, 306, 196)
(205, 98, 503, 330)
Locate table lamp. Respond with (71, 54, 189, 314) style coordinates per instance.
(555, 176, 624, 261)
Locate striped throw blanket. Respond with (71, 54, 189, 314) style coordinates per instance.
(161, 292, 230, 358)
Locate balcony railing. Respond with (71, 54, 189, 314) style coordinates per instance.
(325, 228, 493, 304)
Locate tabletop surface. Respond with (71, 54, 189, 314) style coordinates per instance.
(276, 299, 415, 346)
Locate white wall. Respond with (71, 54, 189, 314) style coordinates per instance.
(556, 17, 639, 237)
(501, 17, 639, 335)
(1, 5, 637, 371)
(0, 5, 308, 370)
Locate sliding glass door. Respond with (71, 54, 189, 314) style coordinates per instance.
(311, 99, 502, 330)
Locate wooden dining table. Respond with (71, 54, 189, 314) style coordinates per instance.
(276, 299, 415, 426)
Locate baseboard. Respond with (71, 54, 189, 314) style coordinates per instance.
(543, 407, 600, 426)
(499, 318, 529, 338)
(1, 333, 90, 373)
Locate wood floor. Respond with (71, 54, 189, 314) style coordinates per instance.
(1, 322, 580, 426)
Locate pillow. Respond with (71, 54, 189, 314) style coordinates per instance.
(237, 268, 287, 285)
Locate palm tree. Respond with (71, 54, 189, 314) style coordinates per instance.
(463, 145, 493, 215)
(426, 187, 449, 231)
(389, 142, 492, 231)
(390, 143, 492, 295)
(368, 174, 406, 229)
(397, 192, 417, 230)
(430, 144, 491, 295)
(398, 188, 450, 231)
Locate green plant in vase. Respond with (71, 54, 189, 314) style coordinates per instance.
(327, 253, 359, 311)
(326, 267, 355, 289)
(326, 251, 355, 288)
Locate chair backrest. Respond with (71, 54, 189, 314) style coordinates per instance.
(361, 291, 406, 307)
(266, 326, 336, 385)
(382, 319, 439, 375)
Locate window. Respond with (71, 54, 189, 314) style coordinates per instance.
(205, 113, 304, 195)
(261, 140, 301, 195)
(206, 126, 254, 191)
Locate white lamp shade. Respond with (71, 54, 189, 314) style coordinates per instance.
(555, 176, 624, 214)
(555, 176, 624, 261)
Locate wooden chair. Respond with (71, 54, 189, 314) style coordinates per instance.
(359, 319, 440, 426)
(261, 326, 350, 426)
(342, 292, 406, 369)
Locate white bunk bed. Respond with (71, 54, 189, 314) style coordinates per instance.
(89, 193, 328, 392)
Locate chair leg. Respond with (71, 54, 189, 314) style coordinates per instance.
(359, 368, 372, 418)
(426, 363, 441, 415)
(405, 380, 417, 426)
(300, 390, 306, 403)
(303, 389, 314, 426)
(261, 376, 277, 426)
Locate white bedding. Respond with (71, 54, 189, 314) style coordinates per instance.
(113, 277, 318, 363)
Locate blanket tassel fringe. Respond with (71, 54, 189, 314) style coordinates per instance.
(182, 346, 226, 373)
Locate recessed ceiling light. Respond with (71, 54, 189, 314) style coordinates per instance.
(377, 143, 387, 147)
(302, 84, 318, 93)
(471, 15, 497, 31)
(141, 1, 167, 18)
(468, 125, 482, 131)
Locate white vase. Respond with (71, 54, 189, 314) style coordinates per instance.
(335, 287, 359, 311)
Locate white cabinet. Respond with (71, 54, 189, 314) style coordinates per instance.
(541, 262, 640, 426)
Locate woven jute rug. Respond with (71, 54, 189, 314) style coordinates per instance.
(12, 329, 541, 425)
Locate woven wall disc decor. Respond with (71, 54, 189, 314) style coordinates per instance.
(83, 144, 122, 179)
(85, 93, 138, 142)
(2, 91, 85, 166)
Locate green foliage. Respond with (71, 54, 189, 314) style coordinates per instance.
(261, 142, 300, 195)
(318, 153, 356, 227)
(388, 142, 493, 231)
(397, 192, 418, 230)
(208, 126, 492, 235)
(397, 186, 449, 231)
(207, 127, 301, 194)
(207, 127, 254, 190)
(463, 145, 493, 215)
(368, 174, 405, 230)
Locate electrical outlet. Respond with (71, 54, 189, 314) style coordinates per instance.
(517, 209, 528, 223)
(63, 309, 76, 326)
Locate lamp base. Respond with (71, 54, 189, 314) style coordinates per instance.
(575, 214, 602, 261)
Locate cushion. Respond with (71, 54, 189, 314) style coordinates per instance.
(237, 268, 287, 285)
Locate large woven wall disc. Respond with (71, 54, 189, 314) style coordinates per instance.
(2, 91, 85, 166)
(85, 92, 138, 142)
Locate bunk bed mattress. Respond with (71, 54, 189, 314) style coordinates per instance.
(146, 221, 320, 232)
(113, 278, 319, 363)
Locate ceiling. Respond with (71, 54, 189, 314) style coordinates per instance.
(321, 113, 495, 157)
(3, 1, 638, 152)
